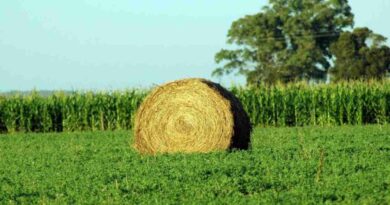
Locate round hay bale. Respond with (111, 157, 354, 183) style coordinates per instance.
(134, 78, 252, 154)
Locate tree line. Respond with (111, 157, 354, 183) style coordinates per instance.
(214, 0, 390, 85)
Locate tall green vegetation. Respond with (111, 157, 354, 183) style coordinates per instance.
(330, 27, 390, 81)
(233, 80, 390, 126)
(214, 0, 390, 85)
(0, 90, 147, 133)
(0, 81, 390, 133)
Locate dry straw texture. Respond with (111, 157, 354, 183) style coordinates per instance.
(134, 78, 252, 154)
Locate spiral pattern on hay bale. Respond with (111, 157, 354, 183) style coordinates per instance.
(134, 78, 252, 154)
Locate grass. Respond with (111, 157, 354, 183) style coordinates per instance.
(0, 125, 390, 204)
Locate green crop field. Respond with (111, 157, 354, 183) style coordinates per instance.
(1, 81, 390, 134)
(1, 125, 389, 204)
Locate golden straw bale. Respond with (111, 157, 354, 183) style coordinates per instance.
(134, 78, 252, 154)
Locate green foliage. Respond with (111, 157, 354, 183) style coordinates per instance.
(234, 80, 390, 126)
(0, 125, 389, 204)
(214, 0, 390, 84)
(330, 27, 390, 81)
(0, 90, 147, 133)
(213, 0, 354, 85)
(1, 81, 390, 133)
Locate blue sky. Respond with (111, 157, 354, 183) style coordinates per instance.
(1, 0, 389, 91)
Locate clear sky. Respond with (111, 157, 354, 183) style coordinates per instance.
(1, 0, 389, 91)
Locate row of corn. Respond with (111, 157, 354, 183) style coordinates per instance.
(0, 81, 389, 133)
(0, 90, 147, 133)
(233, 81, 390, 127)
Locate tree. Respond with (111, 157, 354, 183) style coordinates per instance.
(214, 0, 354, 85)
(330, 27, 390, 81)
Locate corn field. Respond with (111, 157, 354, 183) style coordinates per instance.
(233, 81, 390, 127)
(0, 81, 389, 133)
(0, 90, 147, 133)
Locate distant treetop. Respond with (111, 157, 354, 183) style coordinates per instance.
(214, 0, 390, 85)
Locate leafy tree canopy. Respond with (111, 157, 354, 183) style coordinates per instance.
(330, 27, 390, 81)
(214, 0, 389, 85)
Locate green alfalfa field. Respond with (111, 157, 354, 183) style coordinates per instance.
(1, 125, 389, 204)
